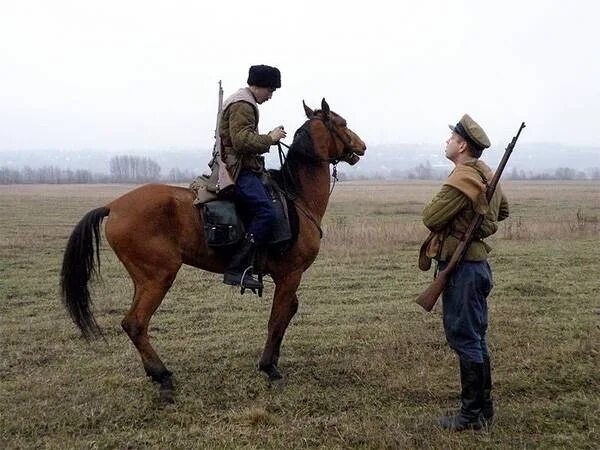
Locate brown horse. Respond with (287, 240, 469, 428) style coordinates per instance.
(60, 99, 366, 402)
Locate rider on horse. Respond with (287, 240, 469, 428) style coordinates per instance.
(219, 65, 287, 290)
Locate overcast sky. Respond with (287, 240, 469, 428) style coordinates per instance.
(1, 0, 599, 153)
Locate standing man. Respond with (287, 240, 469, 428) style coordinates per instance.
(219, 64, 287, 290)
(421, 114, 509, 431)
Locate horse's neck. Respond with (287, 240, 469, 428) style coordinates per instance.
(296, 162, 331, 221)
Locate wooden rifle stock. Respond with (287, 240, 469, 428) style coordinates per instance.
(416, 122, 526, 312)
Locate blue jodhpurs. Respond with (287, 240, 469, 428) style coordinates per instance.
(235, 170, 277, 244)
(439, 260, 493, 364)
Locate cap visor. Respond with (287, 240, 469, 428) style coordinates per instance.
(448, 124, 456, 132)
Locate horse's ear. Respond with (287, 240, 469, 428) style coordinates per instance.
(302, 100, 314, 118)
(321, 98, 330, 115)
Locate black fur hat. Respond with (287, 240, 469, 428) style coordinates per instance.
(247, 65, 281, 88)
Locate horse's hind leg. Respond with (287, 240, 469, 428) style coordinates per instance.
(121, 272, 179, 403)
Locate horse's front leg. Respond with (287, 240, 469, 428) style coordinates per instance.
(258, 271, 301, 381)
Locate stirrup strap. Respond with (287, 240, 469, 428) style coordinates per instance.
(240, 265, 253, 282)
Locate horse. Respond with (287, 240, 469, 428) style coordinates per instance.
(60, 99, 367, 402)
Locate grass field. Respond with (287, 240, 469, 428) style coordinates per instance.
(1, 181, 598, 449)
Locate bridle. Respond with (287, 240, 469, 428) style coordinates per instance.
(319, 114, 358, 193)
(321, 116, 357, 163)
(276, 113, 358, 239)
(280, 115, 355, 160)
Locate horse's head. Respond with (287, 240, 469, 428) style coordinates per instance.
(302, 99, 367, 165)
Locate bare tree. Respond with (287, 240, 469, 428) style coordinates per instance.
(109, 155, 161, 182)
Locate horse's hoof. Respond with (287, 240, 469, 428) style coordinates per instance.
(159, 388, 175, 404)
(159, 377, 175, 403)
(259, 363, 282, 381)
(159, 381, 175, 403)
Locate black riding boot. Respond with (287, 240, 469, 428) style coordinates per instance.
(481, 356, 494, 425)
(438, 359, 484, 431)
(223, 234, 263, 290)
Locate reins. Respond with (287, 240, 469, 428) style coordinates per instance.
(276, 116, 350, 239)
(277, 141, 324, 239)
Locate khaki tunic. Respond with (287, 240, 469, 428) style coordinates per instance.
(422, 159, 509, 262)
(219, 101, 274, 177)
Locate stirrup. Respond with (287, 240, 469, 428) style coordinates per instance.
(240, 286, 263, 297)
(239, 267, 263, 296)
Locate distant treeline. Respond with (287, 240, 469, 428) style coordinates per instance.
(1, 156, 599, 184)
(0, 155, 197, 184)
(503, 166, 600, 180)
(339, 161, 600, 181)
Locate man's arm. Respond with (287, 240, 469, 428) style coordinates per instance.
(422, 185, 470, 232)
(228, 102, 274, 154)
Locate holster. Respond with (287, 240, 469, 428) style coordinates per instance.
(418, 230, 449, 271)
(418, 232, 435, 271)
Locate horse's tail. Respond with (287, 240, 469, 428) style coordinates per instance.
(60, 206, 110, 340)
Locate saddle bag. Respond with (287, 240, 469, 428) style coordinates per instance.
(203, 200, 244, 247)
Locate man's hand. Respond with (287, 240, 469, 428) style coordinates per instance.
(268, 126, 287, 143)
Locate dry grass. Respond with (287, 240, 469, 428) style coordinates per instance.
(0, 181, 598, 449)
(322, 180, 600, 253)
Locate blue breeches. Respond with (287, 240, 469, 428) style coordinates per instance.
(439, 260, 493, 363)
(235, 170, 276, 244)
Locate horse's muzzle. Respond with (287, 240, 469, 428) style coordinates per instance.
(345, 152, 361, 165)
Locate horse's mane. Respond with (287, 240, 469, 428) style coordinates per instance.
(269, 120, 322, 198)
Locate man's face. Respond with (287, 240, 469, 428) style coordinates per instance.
(445, 132, 464, 161)
(254, 87, 276, 104)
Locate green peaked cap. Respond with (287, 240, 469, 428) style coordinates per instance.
(449, 114, 491, 150)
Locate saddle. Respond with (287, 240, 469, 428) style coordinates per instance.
(189, 174, 299, 253)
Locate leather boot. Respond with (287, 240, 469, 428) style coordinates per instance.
(223, 234, 263, 290)
(438, 359, 484, 431)
(481, 356, 494, 425)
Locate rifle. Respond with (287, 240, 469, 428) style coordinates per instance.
(212, 81, 234, 195)
(415, 122, 526, 312)
(214, 80, 223, 152)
